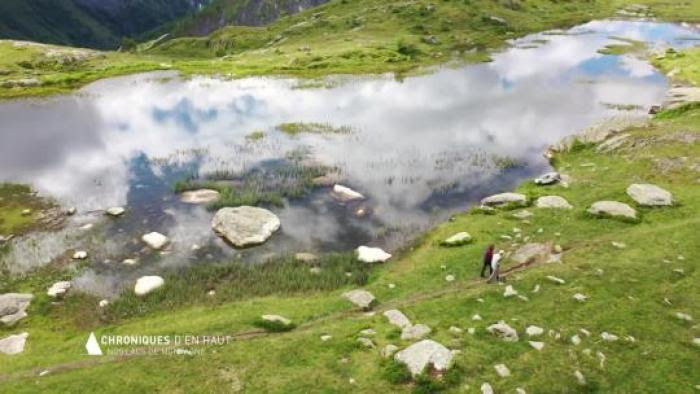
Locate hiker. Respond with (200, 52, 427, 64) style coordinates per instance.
(481, 244, 495, 278)
(488, 250, 505, 283)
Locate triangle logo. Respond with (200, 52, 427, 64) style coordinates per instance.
(85, 332, 103, 356)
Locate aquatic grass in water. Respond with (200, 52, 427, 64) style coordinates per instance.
(276, 122, 353, 136)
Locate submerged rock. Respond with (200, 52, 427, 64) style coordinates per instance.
(626, 184, 673, 206)
(588, 201, 637, 220)
(181, 189, 220, 204)
(106, 207, 125, 217)
(356, 246, 391, 263)
(441, 232, 472, 246)
(331, 184, 365, 201)
(0, 332, 29, 355)
(342, 289, 376, 310)
(142, 232, 170, 250)
(536, 195, 573, 209)
(212, 206, 280, 248)
(134, 276, 165, 296)
(0, 293, 33, 326)
(481, 193, 527, 207)
(394, 339, 453, 376)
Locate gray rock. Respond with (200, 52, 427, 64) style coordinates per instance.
(381, 344, 399, 358)
(383, 309, 412, 329)
(357, 337, 375, 348)
(494, 363, 511, 377)
(141, 232, 170, 250)
(134, 276, 164, 296)
(588, 201, 637, 220)
(511, 243, 553, 265)
(331, 184, 365, 201)
(536, 195, 573, 209)
(212, 206, 281, 248)
(481, 193, 527, 207)
(550, 115, 649, 153)
(0, 294, 33, 326)
(481, 383, 494, 394)
(526, 325, 544, 337)
(534, 172, 560, 185)
(512, 210, 533, 219)
(626, 184, 673, 206)
(487, 321, 518, 342)
(343, 289, 376, 310)
(261, 314, 292, 326)
(529, 341, 545, 351)
(401, 324, 432, 340)
(394, 339, 453, 376)
(0, 332, 28, 355)
(441, 232, 472, 246)
(180, 189, 220, 204)
(47, 281, 71, 298)
(106, 207, 125, 217)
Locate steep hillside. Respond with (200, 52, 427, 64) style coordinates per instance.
(0, 0, 209, 49)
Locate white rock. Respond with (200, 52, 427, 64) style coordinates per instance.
(0, 332, 28, 355)
(511, 243, 553, 265)
(72, 250, 88, 260)
(98, 299, 109, 308)
(573, 293, 588, 302)
(579, 329, 591, 337)
(546, 275, 566, 284)
(675, 312, 693, 321)
(357, 337, 375, 348)
(529, 341, 545, 351)
(516, 388, 527, 394)
(481, 193, 527, 207)
(504, 285, 518, 298)
(494, 363, 511, 377)
(343, 289, 375, 310)
(394, 339, 453, 376)
(383, 309, 412, 329)
(212, 207, 280, 248)
(487, 321, 519, 342)
(445, 274, 455, 282)
(571, 335, 581, 345)
(381, 344, 399, 358)
(401, 324, 432, 340)
(535, 172, 561, 185)
(588, 201, 637, 220)
(468, 327, 476, 335)
(47, 281, 71, 298)
(612, 241, 627, 249)
(134, 276, 165, 296)
(626, 184, 673, 206)
(359, 328, 376, 336)
(526, 325, 544, 337)
(536, 195, 573, 209)
(261, 314, 292, 326)
(532, 284, 541, 293)
(512, 210, 533, 219)
(0, 293, 34, 326)
(106, 207, 125, 217)
(356, 246, 391, 263)
(692, 338, 700, 347)
(441, 232, 472, 246)
(600, 332, 619, 342)
(574, 370, 586, 386)
(481, 382, 494, 394)
(141, 232, 170, 250)
(332, 184, 365, 201)
(449, 326, 463, 335)
(180, 189, 220, 204)
(472, 314, 483, 321)
(122, 258, 137, 266)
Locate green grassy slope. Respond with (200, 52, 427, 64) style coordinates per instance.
(1, 47, 699, 394)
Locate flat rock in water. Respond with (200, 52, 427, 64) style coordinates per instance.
(0, 294, 33, 326)
(534, 172, 560, 185)
(480, 193, 527, 207)
(401, 324, 432, 340)
(47, 281, 71, 298)
(356, 246, 391, 263)
(343, 289, 376, 310)
(0, 332, 28, 355)
(331, 184, 365, 201)
(441, 232, 472, 246)
(626, 184, 673, 206)
(142, 232, 170, 250)
(394, 339, 453, 376)
(383, 309, 412, 329)
(134, 276, 165, 296)
(588, 201, 637, 220)
(511, 243, 553, 265)
(487, 321, 519, 342)
(181, 189, 220, 204)
(211, 206, 280, 248)
(536, 196, 573, 209)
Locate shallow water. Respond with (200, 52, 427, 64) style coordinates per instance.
(1, 20, 698, 296)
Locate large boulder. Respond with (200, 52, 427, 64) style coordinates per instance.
(395, 339, 453, 376)
(441, 232, 472, 247)
(356, 246, 392, 263)
(142, 232, 170, 250)
(511, 243, 553, 265)
(134, 276, 165, 296)
(588, 201, 637, 220)
(0, 294, 33, 326)
(181, 189, 220, 204)
(480, 193, 527, 207)
(626, 184, 673, 206)
(212, 206, 281, 248)
(342, 289, 376, 310)
(383, 309, 412, 329)
(0, 332, 28, 355)
(536, 196, 573, 209)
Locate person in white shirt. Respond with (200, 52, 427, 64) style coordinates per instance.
(488, 250, 504, 283)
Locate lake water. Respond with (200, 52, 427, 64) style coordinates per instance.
(1, 20, 698, 296)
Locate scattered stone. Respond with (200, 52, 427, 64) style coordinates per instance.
(356, 246, 391, 263)
(529, 341, 545, 351)
(106, 207, 125, 217)
(359, 328, 376, 336)
(532, 284, 541, 293)
(526, 326, 544, 337)
(66, 207, 77, 215)
(99, 299, 109, 308)
(381, 344, 399, 358)
(504, 285, 518, 298)
(47, 281, 71, 298)
(295, 253, 318, 263)
(468, 327, 476, 335)
(122, 258, 137, 266)
(134, 276, 165, 296)
(494, 363, 511, 377)
(512, 243, 553, 265)
(21, 209, 32, 216)
(512, 210, 533, 219)
(445, 274, 455, 282)
(481, 382, 494, 394)
(534, 172, 561, 185)
(261, 314, 292, 327)
(72, 250, 88, 260)
(441, 232, 472, 246)
(480, 192, 527, 207)
(357, 337, 375, 348)
(388, 283, 396, 289)
(472, 314, 483, 321)
(573, 293, 588, 302)
(487, 321, 519, 342)
(546, 275, 566, 284)
(571, 335, 582, 346)
(675, 312, 693, 322)
(612, 241, 627, 249)
(587, 201, 637, 220)
(673, 268, 685, 275)
(550, 115, 649, 153)
(692, 338, 700, 347)
(0, 332, 28, 355)
(536, 195, 573, 209)
(212, 206, 280, 248)
(580, 329, 591, 337)
(553, 244, 563, 253)
(142, 232, 170, 250)
(401, 324, 432, 340)
(207, 290, 216, 296)
(449, 326, 463, 335)
(516, 388, 527, 394)
(180, 189, 220, 204)
(383, 309, 412, 329)
(0, 294, 33, 326)
(343, 289, 376, 310)
(574, 370, 586, 386)
(394, 339, 453, 376)
(600, 332, 619, 342)
(627, 184, 673, 206)
(331, 184, 365, 201)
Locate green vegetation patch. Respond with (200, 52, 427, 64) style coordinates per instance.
(276, 122, 353, 136)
